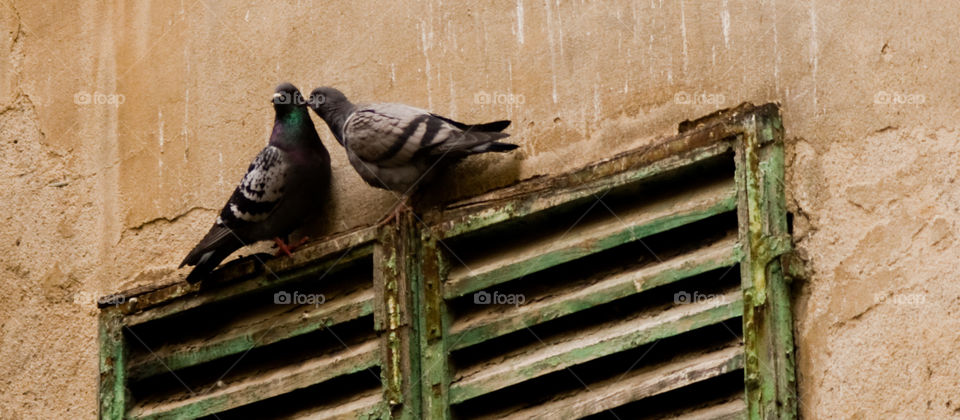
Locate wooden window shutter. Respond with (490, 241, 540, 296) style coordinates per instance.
(99, 103, 796, 420)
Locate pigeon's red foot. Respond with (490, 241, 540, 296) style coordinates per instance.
(273, 236, 311, 257)
(273, 237, 293, 258)
(288, 236, 310, 251)
(376, 197, 411, 229)
(376, 204, 403, 229)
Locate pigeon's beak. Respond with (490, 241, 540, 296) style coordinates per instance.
(272, 93, 283, 103)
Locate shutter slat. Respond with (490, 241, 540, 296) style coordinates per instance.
(662, 398, 747, 420)
(283, 387, 387, 420)
(448, 235, 739, 351)
(431, 142, 734, 237)
(449, 288, 742, 404)
(444, 178, 737, 299)
(124, 244, 374, 326)
(482, 344, 744, 420)
(130, 340, 380, 420)
(128, 287, 375, 380)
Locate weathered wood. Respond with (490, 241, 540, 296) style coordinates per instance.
(448, 235, 740, 351)
(98, 307, 126, 420)
(736, 108, 797, 420)
(395, 215, 424, 420)
(672, 399, 747, 420)
(429, 142, 733, 238)
(374, 216, 423, 420)
(416, 224, 452, 419)
(283, 387, 387, 420)
(373, 226, 399, 406)
(443, 177, 737, 300)
(130, 339, 380, 420)
(123, 244, 373, 326)
(127, 286, 375, 380)
(449, 288, 743, 404)
(106, 225, 377, 315)
(480, 344, 744, 420)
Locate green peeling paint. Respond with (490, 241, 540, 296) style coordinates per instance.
(736, 109, 798, 420)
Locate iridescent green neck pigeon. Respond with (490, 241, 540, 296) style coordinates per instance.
(306, 86, 517, 222)
(180, 83, 331, 283)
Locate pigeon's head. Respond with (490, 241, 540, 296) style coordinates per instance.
(272, 82, 307, 112)
(307, 86, 350, 120)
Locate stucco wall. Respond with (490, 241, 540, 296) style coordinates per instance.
(2, 1, 958, 418)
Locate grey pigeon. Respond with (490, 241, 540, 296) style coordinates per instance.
(180, 83, 331, 283)
(307, 86, 517, 221)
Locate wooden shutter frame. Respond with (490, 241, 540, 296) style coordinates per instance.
(99, 102, 797, 420)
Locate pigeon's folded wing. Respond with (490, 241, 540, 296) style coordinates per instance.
(222, 145, 289, 225)
(344, 103, 455, 165)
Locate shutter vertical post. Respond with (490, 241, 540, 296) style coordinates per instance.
(737, 105, 798, 420)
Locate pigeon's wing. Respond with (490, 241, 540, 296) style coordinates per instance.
(428, 114, 511, 133)
(226, 145, 290, 224)
(343, 103, 514, 166)
(423, 114, 514, 156)
(180, 145, 289, 268)
(343, 103, 459, 165)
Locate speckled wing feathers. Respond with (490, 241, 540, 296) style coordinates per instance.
(223, 145, 289, 224)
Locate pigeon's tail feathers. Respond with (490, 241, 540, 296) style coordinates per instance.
(466, 119, 511, 133)
(180, 225, 232, 266)
(180, 225, 241, 283)
(474, 141, 519, 153)
(431, 114, 511, 133)
(184, 256, 218, 284)
(462, 130, 513, 151)
(184, 249, 236, 283)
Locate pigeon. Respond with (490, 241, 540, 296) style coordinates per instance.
(180, 83, 331, 283)
(307, 86, 517, 222)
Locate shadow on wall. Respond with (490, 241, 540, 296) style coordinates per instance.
(422, 150, 526, 207)
(299, 148, 525, 239)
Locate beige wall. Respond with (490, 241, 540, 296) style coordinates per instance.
(2, 1, 958, 418)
